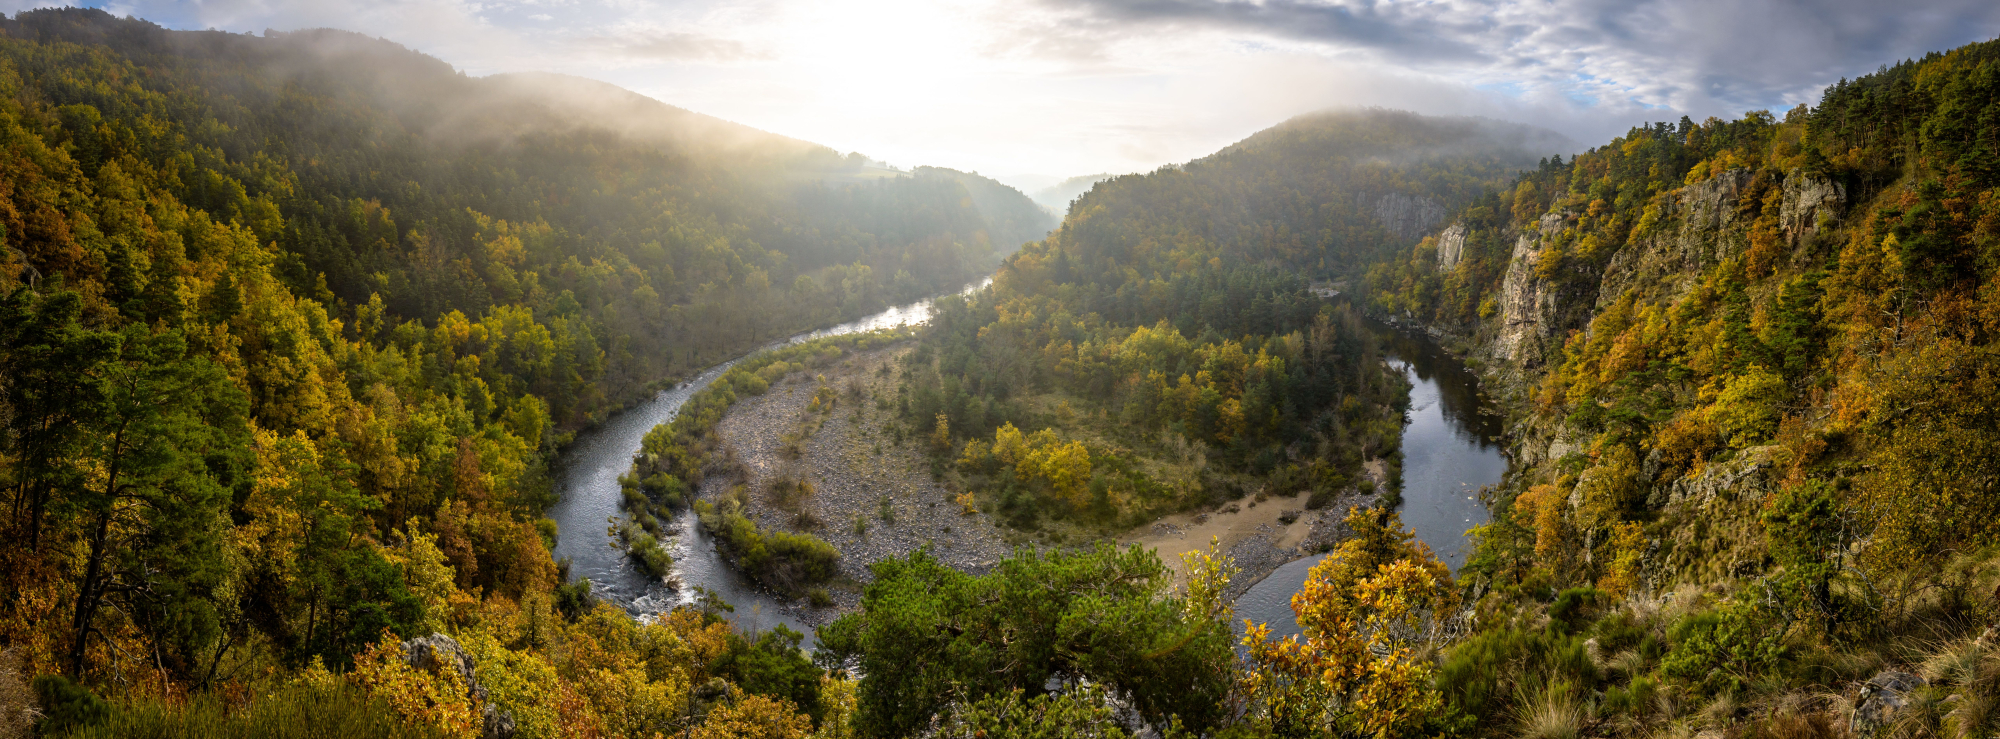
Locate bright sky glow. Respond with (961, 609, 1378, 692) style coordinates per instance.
(16, 0, 2000, 187)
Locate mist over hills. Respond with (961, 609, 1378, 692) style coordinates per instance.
(1030, 172, 1116, 216)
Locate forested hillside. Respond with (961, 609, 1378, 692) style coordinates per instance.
(890, 110, 1565, 535)
(1360, 38, 2000, 739)
(10, 3, 2000, 737)
(0, 7, 1049, 736)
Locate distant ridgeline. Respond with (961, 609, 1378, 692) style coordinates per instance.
(0, 4, 1053, 715)
(893, 110, 1569, 533)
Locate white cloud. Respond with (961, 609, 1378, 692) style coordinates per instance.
(14, 0, 1999, 179)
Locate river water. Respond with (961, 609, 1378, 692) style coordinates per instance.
(1230, 320, 1509, 641)
(546, 280, 987, 636)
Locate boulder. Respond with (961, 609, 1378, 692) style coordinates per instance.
(399, 633, 517, 739)
(483, 704, 518, 739)
(1851, 671, 1926, 737)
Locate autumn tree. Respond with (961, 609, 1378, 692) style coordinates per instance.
(1243, 507, 1459, 738)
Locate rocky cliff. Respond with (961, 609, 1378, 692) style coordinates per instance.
(1485, 168, 1848, 375)
(1375, 193, 1447, 243)
(1415, 165, 1851, 586)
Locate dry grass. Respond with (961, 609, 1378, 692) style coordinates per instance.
(1517, 682, 1586, 739)
(0, 648, 34, 739)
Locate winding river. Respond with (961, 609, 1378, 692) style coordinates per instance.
(551, 295, 1508, 644)
(546, 281, 987, 636)
(1230, 319, 1510, 641)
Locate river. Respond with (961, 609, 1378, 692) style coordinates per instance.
(1230, 319, 1510, 641)
(551, 297, 1507, 643)
(546, 280, 987, 637)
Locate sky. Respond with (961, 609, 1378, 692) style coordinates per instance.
(14, 0, 2000, 187)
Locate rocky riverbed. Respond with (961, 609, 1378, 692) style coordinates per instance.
(696, 344, 1011, 622)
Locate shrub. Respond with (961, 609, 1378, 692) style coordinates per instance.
(627, 532, 674, 577)
(33, 674, 108, 736)
(1440, 627, 1598, 729)
(696, 501, 840, 596)
(1548, 587, 1607, 635)
(641, 473, 690, 508)
(1602, 676, 1658, 718)
(714, 625, 824, 724)
(1660, 602, 1784, 696)
(555, 577, 596, 622)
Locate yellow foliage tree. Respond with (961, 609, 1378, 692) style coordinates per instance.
(991, 423, 1027, 465)
(930, 413, 950, 452)
(1243, 508, 1458, 738)
(348, 635, 482, 739)
(693, 694, 813, 739)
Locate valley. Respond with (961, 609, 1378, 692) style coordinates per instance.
(8, 6, 2000, 739)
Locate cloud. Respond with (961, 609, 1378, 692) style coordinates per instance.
(1048, 0, 1493, 64)
(1051, 0, 2000, 119)
(13, 0, 1999, 178)
(579, 29, 771, 62)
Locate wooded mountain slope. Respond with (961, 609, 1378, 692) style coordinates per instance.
(1363, 37, 2000, 739)
(890, 110, 1567, 537)
(0, 6, 1047, 727)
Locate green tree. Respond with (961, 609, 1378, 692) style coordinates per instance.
(65, 328, 250, 678)
(0, 288, 119, 548)
(820, 546, 1234, 737)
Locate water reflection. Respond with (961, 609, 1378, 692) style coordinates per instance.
(1232, 319, 1508, 642)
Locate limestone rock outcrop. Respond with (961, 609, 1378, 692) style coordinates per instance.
(1434, 223, 1469, 271)
(1375, 193, 1446, 243)
(1780, 168, 1846, 248)
(1495, 213, 1567, 365)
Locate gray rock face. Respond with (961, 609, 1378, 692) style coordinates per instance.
(1780, 169, 1845, 247)
(482, 705, 518, 739)
(1851, 671, 1926, 737)
(1495, 213, 1567, 365)
(1375, 193, 1446, 243)
(1658, 445, 1778, 509)
(1677, 168, 1755, 247)
(399, 633, 517, 739)
(1595, 168, 1757, 313)
(1434, 223, 1469, 271)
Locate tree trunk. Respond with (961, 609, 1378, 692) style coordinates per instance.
(66, 504, 113, 677)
